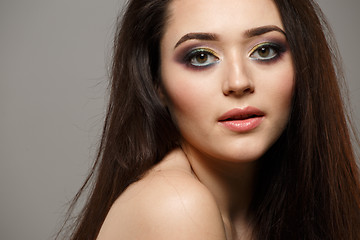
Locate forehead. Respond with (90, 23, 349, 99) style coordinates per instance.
(163, 0, 284, 42)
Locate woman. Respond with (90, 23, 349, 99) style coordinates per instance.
(58, 0, 360, 239)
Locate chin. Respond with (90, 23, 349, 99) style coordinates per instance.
(220, 139, 276, 162)
(226, 150, 268, 163)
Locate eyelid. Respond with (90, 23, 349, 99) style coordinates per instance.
(181, 47, 221, 69)
(248, 42, 278, 57)
(184, 47, 220, 60)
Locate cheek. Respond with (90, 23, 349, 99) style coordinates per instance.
(263, 63, 295, 121)
(161, 64, 215, 123)
(163, 78, 208, 126)
(258, 58, 294, 101)
(251, 59, 294, 138)
(276, 66, 294, 107)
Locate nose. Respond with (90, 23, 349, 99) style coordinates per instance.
(222, 61, 254, 96)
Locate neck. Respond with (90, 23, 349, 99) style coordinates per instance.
(181, 144, 257, 238)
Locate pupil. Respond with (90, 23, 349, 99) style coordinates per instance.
(196, 53, 208, 63)
(259, 47, 269, 57)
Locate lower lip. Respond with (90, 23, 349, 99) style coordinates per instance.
(219, 117, 264, 132)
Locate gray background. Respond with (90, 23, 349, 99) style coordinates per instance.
(0, 0, 359, 239)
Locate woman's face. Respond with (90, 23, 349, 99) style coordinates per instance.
(160, 0, 294, 162)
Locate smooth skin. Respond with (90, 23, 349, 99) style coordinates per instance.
(97, 0, 294, 239)
(97, 149, 227, 240)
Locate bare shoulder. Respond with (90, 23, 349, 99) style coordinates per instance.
(97, 149, 227, 240)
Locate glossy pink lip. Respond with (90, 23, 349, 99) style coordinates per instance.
(218, 107, 265, 132)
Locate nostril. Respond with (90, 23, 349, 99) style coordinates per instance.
(222, 74, 255, 96)
(244, 87, 255, 94)
(223, 86, 254, 96)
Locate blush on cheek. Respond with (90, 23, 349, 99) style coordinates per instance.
(162, 66, 209, 111)
(281, 71, 295, 103)
(167, 92, 207, 130)
(270, 65, 295, 100)
(271, 79, 294, 102)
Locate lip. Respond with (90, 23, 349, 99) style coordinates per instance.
(218, 106, 265, 132)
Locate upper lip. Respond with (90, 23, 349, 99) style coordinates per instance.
(218, 106, 265, 121)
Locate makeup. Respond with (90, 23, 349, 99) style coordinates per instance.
(160, 0, 294, 163)
(183, 47, 220, 68)
(218, 107, 265, 133)
(248, 41, 287, 63)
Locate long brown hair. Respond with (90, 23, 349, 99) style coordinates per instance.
(250, 0, 360, 238)
(57, 0, 360, 239)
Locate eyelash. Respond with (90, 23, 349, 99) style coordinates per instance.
(183, 48, 220, 69)
(182, 42, 286, 69)
(248, 42, 286, 62)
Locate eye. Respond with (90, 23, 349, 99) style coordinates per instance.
(249, 42, 284, 62)
(184, 48, 220, 68)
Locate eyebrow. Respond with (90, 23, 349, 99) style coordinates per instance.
(244, 25, 286, 38)
(174, 25, 286, 49)
(174, 33, 218, 49)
